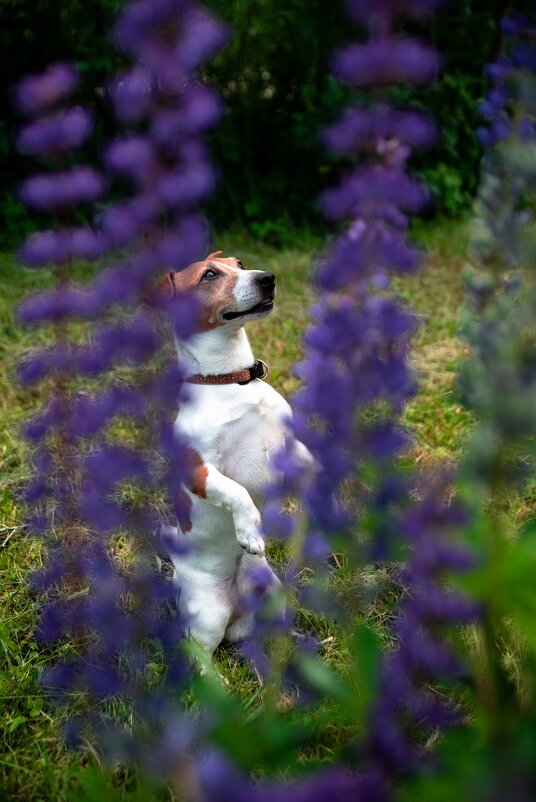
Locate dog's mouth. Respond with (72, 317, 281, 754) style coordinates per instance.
(222, 298, 274, 321)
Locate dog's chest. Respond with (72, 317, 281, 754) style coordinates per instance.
(177, 383, 289, 496)
(216, 404, 284, 492)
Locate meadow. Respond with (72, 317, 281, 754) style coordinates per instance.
(0, 218, 507, 801)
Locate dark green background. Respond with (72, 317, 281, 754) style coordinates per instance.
(0, 0, 508, 246)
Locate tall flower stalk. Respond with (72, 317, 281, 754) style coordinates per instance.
(395, 10, 536, 801)
(17, 0, 227, 767)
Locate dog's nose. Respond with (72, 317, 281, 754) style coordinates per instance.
(256, 272, 276, 289)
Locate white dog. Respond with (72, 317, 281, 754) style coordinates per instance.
(156, 251, 311, 655)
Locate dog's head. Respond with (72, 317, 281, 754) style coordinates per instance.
(157, 251, 276, 331)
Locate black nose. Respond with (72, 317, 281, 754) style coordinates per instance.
(256, 272, 275, 289)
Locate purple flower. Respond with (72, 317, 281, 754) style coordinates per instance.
(19, 287, 100, 325)
(261, 501, 296, 541)
(17, 107, 93, 156)
(347, 0, 444, 24)
(114, 0, 229, 75)
(21, 226, 108, 267)
(19, 230, 70, 267)
(501, 12, 529, 37)
(165, 288, 202, 339)
(110, 67, 153, 123)
(256, 0, 477, 794)
(104, 135, 157, 185)
(84, 447, 150, 490)
(23, 398, 65, 442)
(16, 0, 228, 776)
(15, 63, 80, 117)
(20, 167, 105, 211)
(99, 196, 161, 247)
(157, 160, 215, 210)
(154, 214, 209, 269)
(197, 752, 388, 802)
(150, 85, 222, 142)
(333, 40, 440, 87)
(324, 105, 437, 154)
(67, 385, 146, 439)
(322, 166, 428, 221)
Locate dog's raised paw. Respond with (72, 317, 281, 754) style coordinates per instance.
(236, 525, 266, 556)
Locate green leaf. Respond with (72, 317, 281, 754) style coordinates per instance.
(297, 654, 351, 705)
(9, 716, 27, 733)
(350, 624, 381, 718)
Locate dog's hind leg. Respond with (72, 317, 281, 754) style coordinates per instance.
(224, 554, 284, 644)
(186, 603, 232, 655)
(174, 574, 233, 655)
(224, 611, 255, 643)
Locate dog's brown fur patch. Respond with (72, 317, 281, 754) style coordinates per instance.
(161, 253, 243, 331)
(186, 447, 209, 499)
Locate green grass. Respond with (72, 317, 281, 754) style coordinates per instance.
(0, 219, 477, 800)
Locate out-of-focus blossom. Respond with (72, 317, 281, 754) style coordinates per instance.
(16, 0, 227, 774)
(15, 63, 79, 117)
(333, 40, 440, 87)
(17, 108, 94, 156)
(20, 167, 106, 211)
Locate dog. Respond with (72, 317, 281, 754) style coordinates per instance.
(156, 251, 312, 655)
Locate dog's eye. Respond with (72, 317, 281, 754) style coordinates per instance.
(236, 260, 244, 270)
(201, 268, 218, 281)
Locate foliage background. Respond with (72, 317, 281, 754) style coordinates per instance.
(0, 0, 507, 246)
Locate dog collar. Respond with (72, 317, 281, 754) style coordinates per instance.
(186, 360, 269, 386)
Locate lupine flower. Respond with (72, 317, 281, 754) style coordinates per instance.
(333, 40, 440, 87)
(205, 1, 476, 800)
(15, 63, 80, 117)
(17, 0, 227, 770)
(347, 0, 444, 23)
(475, 14, 536, 150)
(17, 107, 94, 156)
(20, 167, 106, 211)
(396, 16, 536, 801)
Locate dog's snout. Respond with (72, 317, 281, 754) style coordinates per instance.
(256, 272, 276, 289)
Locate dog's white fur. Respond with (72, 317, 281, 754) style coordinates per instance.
(158, 254, 310, 654)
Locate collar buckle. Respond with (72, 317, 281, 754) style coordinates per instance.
(256, 359, 269, 380)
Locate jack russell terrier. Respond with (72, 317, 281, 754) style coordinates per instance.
(156, 251, 312, 655)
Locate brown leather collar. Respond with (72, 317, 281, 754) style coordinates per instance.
(186, 360, 269, 386)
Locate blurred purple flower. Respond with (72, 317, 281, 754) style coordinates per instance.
(17, 107, 93, 156)
(197, 751, 388, 802)
(501, 12, 529, 37)
(110, 66, 153, 123)
(347, 0, 444, 24)
(20, 167, 106, 211)
(324, 105, 437, 154)
(333, 40, 439, 87)
(19, 230, 70, 267)
(16, 0, 228, 777)
(104, 135, 157, 185)
(19, 226, 108, 267)
(150, 85, 222, 143)
(256, 0, 478, 794)
(15, 63, 79, 117)
(322, 166, 428, 221)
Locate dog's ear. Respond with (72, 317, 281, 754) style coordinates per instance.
(205, 250, 223, 260)
(144, 270, 176, 306)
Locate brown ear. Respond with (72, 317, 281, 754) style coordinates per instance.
(205, 250, 223, 260)
(144, 270, 176, 306)
(160, 271, 177, 296)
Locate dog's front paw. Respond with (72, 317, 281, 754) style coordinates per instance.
(236, 519, 266, 556)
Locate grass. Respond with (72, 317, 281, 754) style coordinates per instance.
(0, 218, 477, 800)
